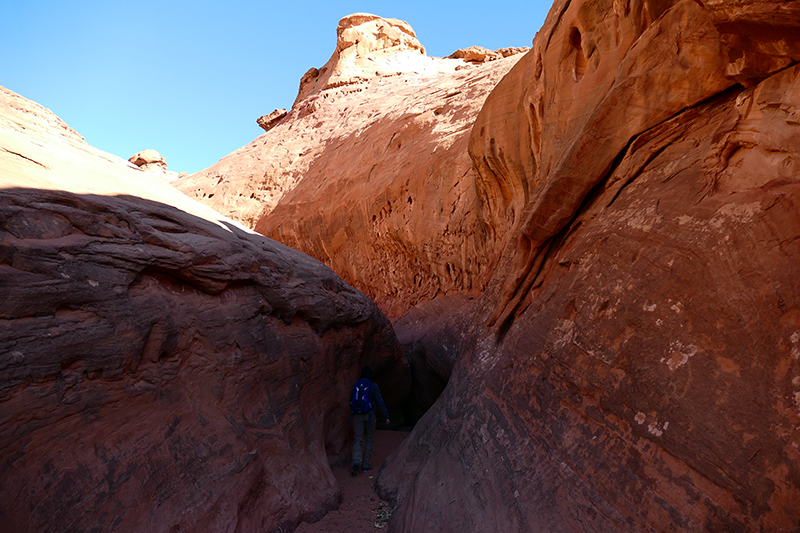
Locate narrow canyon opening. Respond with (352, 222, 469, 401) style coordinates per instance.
(390, 294, 474, 427)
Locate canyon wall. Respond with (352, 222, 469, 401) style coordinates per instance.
(0, 87, 408, 532)
(377, 0, 800, 531)
(176, 14, 527, 318)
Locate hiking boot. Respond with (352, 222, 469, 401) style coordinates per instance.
(351, 463, 359, 477)
(362, 466, 372, 472)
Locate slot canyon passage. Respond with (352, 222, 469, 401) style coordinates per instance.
(2, 1, 800, 532)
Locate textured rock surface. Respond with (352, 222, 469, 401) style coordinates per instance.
(256, 108, 288, 133)
(447, 46, 530, 64)
(378, 1, 800, 531)
(129, 149, 167, 171)
(0, 86, 408, 532)
(294, 13, 427, 105)
(496, 46, 530, 58)
(471, 0, 800, 329)
(448, 46, 502, 63)
(176, 15, 525, 318)
(128, 149, 183, 181)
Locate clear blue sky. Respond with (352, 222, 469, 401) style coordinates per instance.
(2, 1, 550, 174)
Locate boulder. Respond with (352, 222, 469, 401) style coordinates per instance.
(256, 108, 288, 133)
(448, 46, 502, 63)
(496, 46, 530, 58)
(448, 47, 530, 64)
(129, 149, 167, 172)
(0, 86, 409, 532)
(377, 1, 800, 531)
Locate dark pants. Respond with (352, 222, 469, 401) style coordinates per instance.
(352, 412, 377, 468)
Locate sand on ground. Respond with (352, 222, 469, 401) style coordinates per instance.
(296, 429, 408, 533)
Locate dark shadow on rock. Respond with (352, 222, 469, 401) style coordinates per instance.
(0, 187, 410, 532)
(392, 294, 479, 426)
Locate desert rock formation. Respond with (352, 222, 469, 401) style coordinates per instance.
(0, 86, 408, 532)
(256, 108, 288, 133)
(143, 3, 800, 530)
(392, 294, 476, 424)
(128, 149, 183, 181)
(129, 149, 167, 171)
(377, 1, 800, 531)
(176, 15, 528, 318)
(294, 13, 427, 105)
(447, 46, 530, 64)
(449, 46, 502, 63)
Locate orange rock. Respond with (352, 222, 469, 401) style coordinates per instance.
(176, 15, 525, 318)
(295, 13, 427, 105)
(378, 1, 800, 531)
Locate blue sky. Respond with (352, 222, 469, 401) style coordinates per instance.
(2, 1, 550, 174)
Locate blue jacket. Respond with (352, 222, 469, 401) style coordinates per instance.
(367, 381, 389, 419)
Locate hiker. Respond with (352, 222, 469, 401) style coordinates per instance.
(350, 365, 390, 477)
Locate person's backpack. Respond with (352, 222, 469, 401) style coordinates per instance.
(350, 378, 372, 414)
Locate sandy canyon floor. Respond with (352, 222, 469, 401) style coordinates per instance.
(296, 430, 408, 533)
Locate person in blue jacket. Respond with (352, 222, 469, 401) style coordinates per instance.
(350, 366, 390, 477)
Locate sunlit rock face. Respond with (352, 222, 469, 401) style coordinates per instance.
(0, 86, 409, 533)
(294, 12, 427, 105)
(129, 149, 167, 171)
(175, 14, 528, 319)
(377, 1, 800, 531)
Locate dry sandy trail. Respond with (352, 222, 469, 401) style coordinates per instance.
(297, 430, 409, 532)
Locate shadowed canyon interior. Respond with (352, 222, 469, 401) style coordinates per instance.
(3, 1, 800, 531)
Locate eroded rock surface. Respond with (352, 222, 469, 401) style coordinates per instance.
(176, 14, 525, 318)
(0, 86, 408, 532)
(129, 149, 167, 171)
(128, 149, 183, 181)
(378, 1, 800, 531)
(256, 108, 288, 133)
(294, 13, 427, 105)
(448, 46, 502, 63)
(448, 46, 530, 64)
